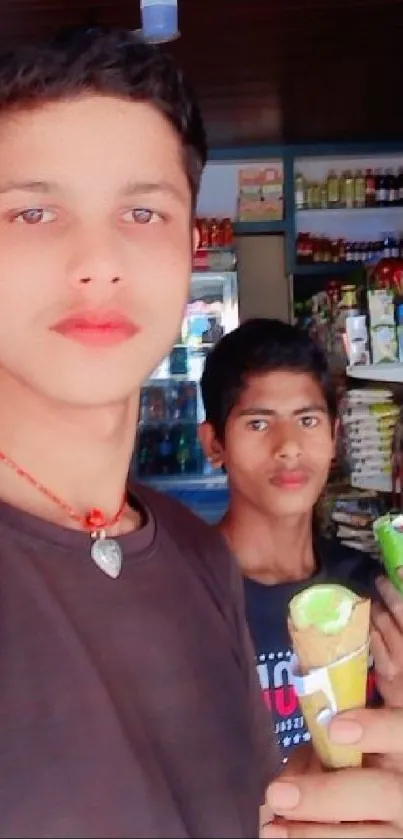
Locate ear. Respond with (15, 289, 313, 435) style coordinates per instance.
(192, 224, 200, 254)
(198, 421, 225, 469)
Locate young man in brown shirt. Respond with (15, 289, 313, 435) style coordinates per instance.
(0, 25, 402, 839)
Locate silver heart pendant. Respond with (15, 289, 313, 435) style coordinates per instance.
(91, 537, 122, 579)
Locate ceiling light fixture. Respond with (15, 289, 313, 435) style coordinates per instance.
(138, 0, 180, 44)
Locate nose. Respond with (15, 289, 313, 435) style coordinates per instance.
(66, 227, 127, 291)
(272, 421, 302, 462)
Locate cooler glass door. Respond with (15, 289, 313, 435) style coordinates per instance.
(133, 272, 238, 487)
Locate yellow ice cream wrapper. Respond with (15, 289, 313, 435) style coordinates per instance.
(290, 643, 368, 770)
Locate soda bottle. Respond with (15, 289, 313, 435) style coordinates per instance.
(148, 386, 166, 421)
(364, 169, 376, 206)
(158, 425, 174, 475)
(176, 427, 191, 473)
(185, 383, 198, 421)
(168, 384, 180, 421)
(222, 218, 234, 247)
(386, 169, 397, 204)
(376, 171, 388, 206)
(209, 219, 220, 249)
(137, 428, 156, 477)
(139, 388, 150, 424)
(197, 218, 209, 249)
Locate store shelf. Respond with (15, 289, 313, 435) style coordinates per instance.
(293, 262, 364, 277)
(234, 220, 285, 235)
(351, 473, 392, 494)
(347, 363, 403, 383)
(138, 473, 227, 491)
(296, 206, 403, 217)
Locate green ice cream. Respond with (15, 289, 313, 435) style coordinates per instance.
(374, 514, 403, 595)
(289, 584, 358, 635)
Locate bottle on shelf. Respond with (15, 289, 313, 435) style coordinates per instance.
(295, 231, 403, 267)
(320, 183, 328, 208)
(376, 170, 388, 207)
(364, 169, 376, 206)
(339, 171, 347, 208)
(354, 170, 365, 208)
(327, 169, 340, 208)
(386, 169, 398, 204)
(296, 164, 403, 212)
(344, 170, 355, 208)
(306, 182, 314, 210)
(294, 172, 306, 210)
(312, 182, 321, 209)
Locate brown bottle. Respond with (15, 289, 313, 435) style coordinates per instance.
(364, 169, 376, 206)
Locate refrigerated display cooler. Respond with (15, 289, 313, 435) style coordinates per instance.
(130, 271, 239, 522)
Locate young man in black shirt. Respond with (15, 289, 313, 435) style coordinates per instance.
(200, 318, 403, 758)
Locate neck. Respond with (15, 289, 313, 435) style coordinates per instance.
(220, 497, 316, 585)
(0, 371, 139, 531)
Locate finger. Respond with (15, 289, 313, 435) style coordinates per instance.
(376, 575, 403, 631)
(262, 821, 401, 839)
(266, 768, 403, 824)
(371, 604, 403, 665)
(330, 707, 403, 755)
(370, 626, 395, 678)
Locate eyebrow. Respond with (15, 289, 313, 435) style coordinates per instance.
(120, 180, 188, 205)
(0, 178, 188, 204)
(0, 180, 59, 195)
(237, 404, 328, 417)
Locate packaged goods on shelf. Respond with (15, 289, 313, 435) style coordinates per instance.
(341, 390, 398, 496)
(325, 490, 386, 558)
(238, 165, 283, 221)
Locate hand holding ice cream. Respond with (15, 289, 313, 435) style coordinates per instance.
(262, 706, 403, 838)
(369, 514, 403, 708)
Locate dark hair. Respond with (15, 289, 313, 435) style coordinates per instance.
(201, 318, 338, 441)
(0, 26, 207, 208)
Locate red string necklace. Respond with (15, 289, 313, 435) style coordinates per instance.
(0, 450, 126, 579)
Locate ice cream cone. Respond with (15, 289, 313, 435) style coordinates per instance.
(374, 514, 403, 594)
(288, 584, 370, 770)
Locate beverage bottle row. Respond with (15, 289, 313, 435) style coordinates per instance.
(195, 217, 234, 249)
(295, 168, 403, 211)
(139, 381, 198, 424)
(296, 233, 403, 265)
(136, 423, 204, 477)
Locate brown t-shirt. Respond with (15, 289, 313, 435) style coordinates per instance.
(0, 483, 280, 838)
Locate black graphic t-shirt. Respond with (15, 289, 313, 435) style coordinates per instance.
(243, 538, 379, 759)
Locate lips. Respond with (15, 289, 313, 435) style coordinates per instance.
(270, 470, 310, 490)
(50, 311, 139, 348)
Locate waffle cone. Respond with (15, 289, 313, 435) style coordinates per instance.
(288, 597, 370, 672)
(294, 644, 369, 769)
(289, 594, 370, 770)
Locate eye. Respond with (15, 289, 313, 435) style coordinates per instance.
(299, 415, 319, 429)
(122, 208, 161, 225)
(12, 208, 56, 225)
(247, 419, 269, 432)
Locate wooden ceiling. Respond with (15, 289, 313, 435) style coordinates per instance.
(0, 0, 402, 149)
